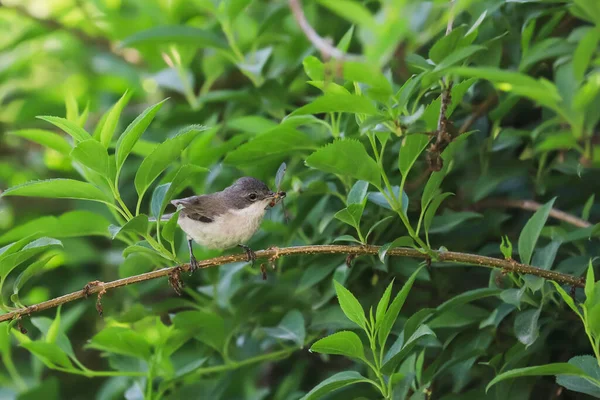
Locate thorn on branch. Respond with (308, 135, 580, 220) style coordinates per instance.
(168, 267, 185, 296)
(16, 317, 27, 334)
(346, 254, 357, 268)
(260, 263, 267, 280)
(83, 280, 106, 317)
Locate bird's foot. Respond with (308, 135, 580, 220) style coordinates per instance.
(238, 244, 256, 267)
(189, 255, 200, 274)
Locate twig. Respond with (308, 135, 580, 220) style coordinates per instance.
(427, 0, 457, 171)
(288, 0, 361, 61)
(458, 95, 498, 134)
(474, 198, 593, 229)
(0, 244, 586, 323)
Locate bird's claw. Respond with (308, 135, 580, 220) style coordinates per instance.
(189, 256, 199, 274)
(238, 244, 256, 267)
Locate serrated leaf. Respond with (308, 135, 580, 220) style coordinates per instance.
(115, 99, 168, 177)
(378, 266, 424, 348)
(378, 236, 415, 263)
(299, 371, 370, 400)
(399, 134, 430, 178)
(100, 90, 132, 148)
(70, 140, 109, 176)
(333, 280, 366, 330)
(21, 341, 74, 369)
(309, 331, 365, 360)
(518, 197, 556, 265)
(87, 327, 152, 360)
(37, 116, 91, 142)
(8, 129, 71, 155)
(1, 179, 111, 204)
(486, 362, 600, 393)
(109, 215, 149, 239)
(134, 125, 206, 200)
(306, 139, 381, 186)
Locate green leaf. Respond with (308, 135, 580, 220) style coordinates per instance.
(399, 134, 430, 178)
(486, 362, 599, 392)
(381, 324, 436, 374)
(378, 236, 415, 263)
(556, 355, 600, 397)
(0, 211, 111, 244)
(172, 310, 226, 353)
(263, 310, 306, 348)
(224, 127, 315, 167)
(428, 211, 482, 234)
(37, 116, 91, 142)
(309, 331, 365, 360)
(448, 67, 562, 112)
(161, 211, 180, 244)
(514, 307, 541, 347)
(378, 266, 424, 348)
(134, 125, 206, 200)
(70, 140, 110, 176)
(292, 94, 379, 116)
(8, 129, 71, 155)
(585, 259, 596, 305)
(306, 139, 381, 186)
(21, 341, 74, 369)
(150, 183, 170, 219)
(500, 235, 513, 260)
(119, 26, 228, 49)
(0, 237, 62, 282)
(109, 215, 149, 239)
(299, 371, 371, 400)
(375, 280, 394, 330)
(574, 28, 600, 82)
(333, 280, 366, 330)
(115, 99, 168, 177)
(334, 204, 364, 230)
(347, 180, 369, 205)
(518, 197, 556, 265)
(1, 179, 111, 204)
(100, 90, 132, 148)
(583, 194, 595, 221)
(423, 193, 454, 235)
(434, 45, 486, 72)
(316, 0, 377, 30)
(86, 327, 151, 359)
(551, 281, 583, 319)
(421, 165, 448, 211)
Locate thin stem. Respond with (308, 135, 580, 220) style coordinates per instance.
(2, 352, 26, 391)
(0, 245, 586, 323)
(52, 367, 145, 377)
(173, 348, 294, 382)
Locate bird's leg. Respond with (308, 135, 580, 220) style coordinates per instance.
(187, 238, 199, 274)
(238, 244, 256, 267)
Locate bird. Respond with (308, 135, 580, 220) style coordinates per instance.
(169, 177, 285, 273)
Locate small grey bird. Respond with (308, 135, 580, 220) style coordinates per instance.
(170, 177, 284, 272)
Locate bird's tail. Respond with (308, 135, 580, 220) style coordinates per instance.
(148, 213, 175, 222)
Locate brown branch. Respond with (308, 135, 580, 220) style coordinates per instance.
(288, 0, 361, 61)
(427, 1, 457, 171)
(474, 198, 593, 229)
(0, 244, 586, 323)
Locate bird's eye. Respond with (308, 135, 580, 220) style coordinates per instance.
(249, 193, 257, 201)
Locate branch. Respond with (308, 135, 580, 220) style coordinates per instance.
(427, 0, 456, 171)
(0, 244, 585, 323)
(474, 198, 593, 229)
(288, 0, 361, 61)
(458, 94, 498, 134)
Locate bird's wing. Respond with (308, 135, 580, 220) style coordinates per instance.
(171, 195, 226, 223)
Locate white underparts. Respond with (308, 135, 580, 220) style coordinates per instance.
(177, 200, 269, 249)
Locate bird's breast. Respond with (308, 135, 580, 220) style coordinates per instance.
(178, 203, 267, 249)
